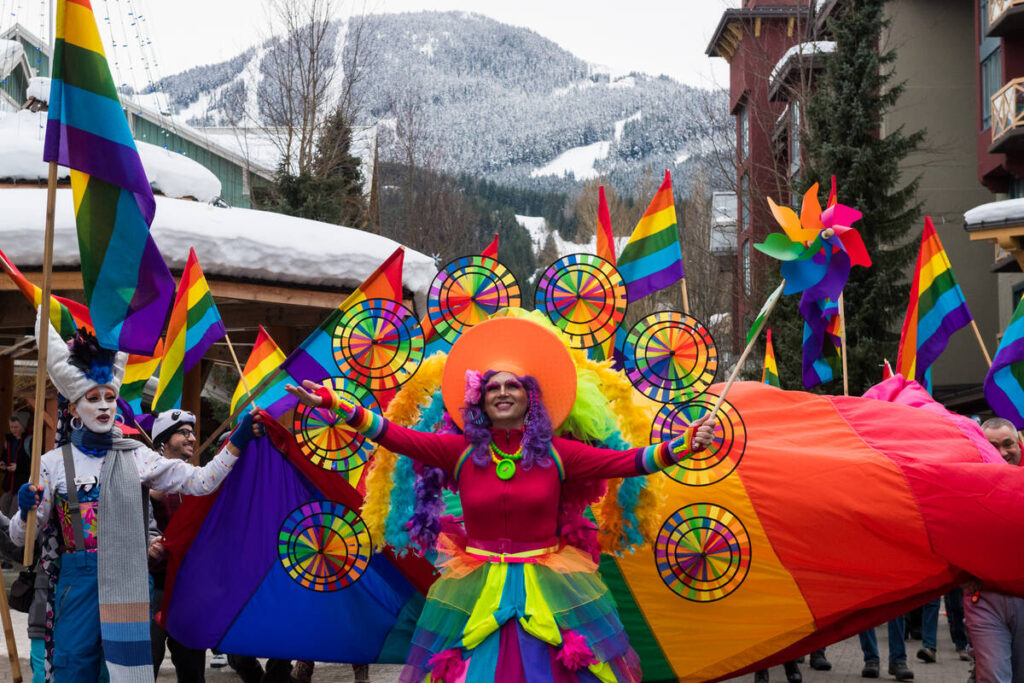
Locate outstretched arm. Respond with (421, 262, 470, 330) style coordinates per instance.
(286, 380, 465, 471)
(558, 415, 715, 480)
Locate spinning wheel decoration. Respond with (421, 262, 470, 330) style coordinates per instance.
(651, 396, 746, 487)
(278, 500, 372, 592)
(427, 255, 521, 343)
(294, 377, 380, 472)
(534, 253, 627, 349)
(655, 503, 751, 603)
(624, 312, 718, 403)
(331, 298, 423, 392)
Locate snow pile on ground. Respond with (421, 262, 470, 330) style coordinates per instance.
(26, 76, 49, 102)
(0, 108, 221, 202)
(964, 198, 1024, 226)
(0, 188, 436, 307)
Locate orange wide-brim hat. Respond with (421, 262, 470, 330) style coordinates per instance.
(442, 317, 577, 429)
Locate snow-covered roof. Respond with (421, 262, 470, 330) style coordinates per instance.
(0, 109, 222, 202)
(0, 188, 435, 307)
(770, 41, 836, 85)
(0, 39, 24, 79)
(964, 198, 1024, 228)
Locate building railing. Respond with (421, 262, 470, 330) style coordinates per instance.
(990, 0, 1024, 28)
(991, 77, 1024, 146)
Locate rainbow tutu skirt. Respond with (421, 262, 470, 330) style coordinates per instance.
(399, 535, 641, 683)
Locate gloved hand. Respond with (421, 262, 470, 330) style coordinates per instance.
(17, 483, 41, 521)
(229, 410, 263, 451)
(311, 385, 355, 419)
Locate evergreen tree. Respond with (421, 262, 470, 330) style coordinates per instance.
(772, 0, 924, 395)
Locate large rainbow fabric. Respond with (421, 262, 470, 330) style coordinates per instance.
(152, 248, 225, 411)
(230, 326, 286, 415)
(601, 379, 1024, 682)
(44, 0, 174, 355)
(253, 247, 406, 419)
(984, 293, 1024, 428)
(0, 246, 91, 339)
(121, 338, 163, 413)
(161, 417, 433, 663)
(617, 170, 685, 302)
(896, 217, 972, 384)
(761, 329, 780, 387)
(800, 298, 842, 388)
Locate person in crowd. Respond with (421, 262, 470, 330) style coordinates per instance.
(2, 411, 32, 520)
(860, 619, 913, 680)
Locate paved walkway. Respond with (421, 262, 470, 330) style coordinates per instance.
(1, 564, 973, 682)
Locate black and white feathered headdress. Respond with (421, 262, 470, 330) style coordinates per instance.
(36, 308, 127, 402)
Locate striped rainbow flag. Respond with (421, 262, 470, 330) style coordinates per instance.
(44, 0, 174, 355)
(984, 293, 1024, 428)
(596, 185, 616, 266)
(0, 247, 91, 339)
(762, 329, 780, 387)
(152, 248, 225, 411)
(896, 217, 972, 386)
(121, 338, 163, 413)
(617, 170, 685, 301)
(230, 326, 286, 414)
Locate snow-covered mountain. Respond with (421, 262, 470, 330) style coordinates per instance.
(138, 11, 726, 195)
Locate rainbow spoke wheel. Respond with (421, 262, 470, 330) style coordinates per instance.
(427, 255, 521, 344)
(278, 500, 372, 592)
(655, 503, 751, 602)
(294, 377, 380, 473)
(650, 395, 746, 486)
(624, 312, 717, 403)
(534, 253, 627, 349)
(332, 298, 424, 392)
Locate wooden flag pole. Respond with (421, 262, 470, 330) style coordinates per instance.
(680, 279, 691, 316)
(0, 566, 23, 682)
(709, 279, 786, 422)
(224, 332, 258, 409)
(970, 320, 993, 367)
(839, 293, 850, 396)
(24, 160, 59, 567)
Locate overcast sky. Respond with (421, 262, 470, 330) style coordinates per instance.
(17, 0, 738, 90)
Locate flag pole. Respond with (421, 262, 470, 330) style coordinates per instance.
(839, 293, 850, 396)
(970, 320, 993, 367)
(0, 567, 23, 682)
(224, 332, 258, 409)
(24, 160, 59, 567)
(680, 279, 690, 316)
(709, 279, 786, 422)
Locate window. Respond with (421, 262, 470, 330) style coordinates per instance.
(738, 105, 749, 161)
(789, 101, 801, 178)
(741, 173, 751, 231)
(742, 240, 752, 296)
(981, 48, 1002, 130)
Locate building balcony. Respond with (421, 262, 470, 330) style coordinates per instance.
(987, 0, 1024, 37)
(990, 78, 1024, 153)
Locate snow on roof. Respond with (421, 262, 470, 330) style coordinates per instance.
(26, 76, 48, 102)
(0, 109, 222, 202)
(0, 188, 435, 307)
(770, 41, 836, 84)
(0, 38, 24, 79)
(964, 197, 1024, 227)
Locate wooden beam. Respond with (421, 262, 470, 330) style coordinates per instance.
(788, 16, 795, 36)
(754, 17, 762, 37)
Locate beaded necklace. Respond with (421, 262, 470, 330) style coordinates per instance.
(489, 441, 524, 480)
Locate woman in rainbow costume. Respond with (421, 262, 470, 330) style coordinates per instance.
(287, 313, 713, 683)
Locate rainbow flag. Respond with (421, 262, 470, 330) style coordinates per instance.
(617, 170, 685, 301)
(230, 326, 286, 415)
(596, 186, 616, 266)
(121, 338, 163, 413)
(984, 293, 1024, 428)
(0, 247, 92, 339)
(896, 217, 973, 386)
(762, 329, 780, 387)
(801, 298, 842, 388)
(152, 248, 225, 411)
(44, 0, 174, 355)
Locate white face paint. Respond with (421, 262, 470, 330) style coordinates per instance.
(73, 387, 118, 433)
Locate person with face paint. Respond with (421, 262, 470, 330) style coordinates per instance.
(287, 315, 714, 683)
(9, 313, 260, 683)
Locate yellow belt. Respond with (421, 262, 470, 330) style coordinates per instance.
(464, 543, 559, 563)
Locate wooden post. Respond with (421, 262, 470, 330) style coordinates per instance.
(0, 355, 13, 436)
(224, 332, 257, 409)
(24, 160, 59, 567)
(183, 364, 203, 465)
(971, 320, 993, 367)
(680, 279, 691, 316)
(839, 294, 850, 396)
(0, 567, 23, 682)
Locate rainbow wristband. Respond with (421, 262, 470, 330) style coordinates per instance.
(314, 385, 385, 440)
(637, 429, 694, 473)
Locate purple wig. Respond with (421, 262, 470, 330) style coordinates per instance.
(460, 371, 553, 470)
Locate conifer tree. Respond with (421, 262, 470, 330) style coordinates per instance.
(771, 0, 924, 394)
